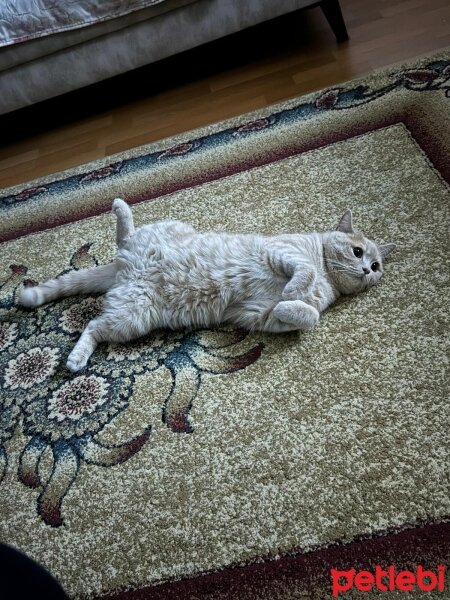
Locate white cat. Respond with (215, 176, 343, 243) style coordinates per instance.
(19, 199, 396, 372)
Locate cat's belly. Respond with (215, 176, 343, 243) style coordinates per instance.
(116, 230, 285, 329)
(114, 257, 233, 330)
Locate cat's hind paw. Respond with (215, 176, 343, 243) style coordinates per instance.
(66, 352, 89, 373)
(19, 286, 43, 308)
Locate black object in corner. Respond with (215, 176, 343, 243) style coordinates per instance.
(0, 544, 69, 600)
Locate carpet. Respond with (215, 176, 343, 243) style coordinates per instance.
(0, 51, 449, 599)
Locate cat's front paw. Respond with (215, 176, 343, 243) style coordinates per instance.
(273, 300, 319, 330)
(282, 281, 302, 301)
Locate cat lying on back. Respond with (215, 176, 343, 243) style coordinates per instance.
(19, 199, 396, 372)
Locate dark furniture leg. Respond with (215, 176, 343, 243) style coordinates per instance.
(320, 0, 349, 42)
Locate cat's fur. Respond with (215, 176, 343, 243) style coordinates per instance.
(19, 199, 396, 372)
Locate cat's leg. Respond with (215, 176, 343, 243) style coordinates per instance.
(66, 309, 147, 372)
(275, 300, 319, 328)
(226, 300, 305, 333)
(282, 267, 316, 301)
(271, 300, 319, 330)
(66, 317, 107, 372)
(19, 263, 118, 308)
(112, 198, 135, 248)
(268, 249, 317, 301)
(66, 285, 158, 371)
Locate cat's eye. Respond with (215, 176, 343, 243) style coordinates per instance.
(371, 262, 380, 272)
(353, 247, 363, 258)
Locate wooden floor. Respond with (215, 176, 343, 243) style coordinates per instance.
(1, 0, 449, 189)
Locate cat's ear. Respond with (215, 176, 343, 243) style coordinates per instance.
(337, 209, 354, 234)
(379, 243, 397, 259)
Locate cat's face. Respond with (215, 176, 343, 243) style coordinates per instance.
(325, 210, 396, 295)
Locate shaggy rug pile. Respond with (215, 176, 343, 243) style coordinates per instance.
(0, 51, 449, 599)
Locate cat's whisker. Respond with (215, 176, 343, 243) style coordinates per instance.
(329, 266, 360, 275)
(328, 261, 360, 275)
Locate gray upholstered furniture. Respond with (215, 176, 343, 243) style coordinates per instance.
(0, 0, 348, 115)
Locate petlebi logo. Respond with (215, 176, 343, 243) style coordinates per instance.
(331, 565, 446, 596)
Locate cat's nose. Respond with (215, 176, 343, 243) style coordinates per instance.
(362, 267, 370, 275)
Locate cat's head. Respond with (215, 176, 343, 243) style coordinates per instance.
(324, 209, 396, 295)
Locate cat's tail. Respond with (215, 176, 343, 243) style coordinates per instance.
(19, 262, 118, 308)
(112, 198, 135, 248)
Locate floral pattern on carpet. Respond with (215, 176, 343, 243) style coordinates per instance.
(0, 244, 264, 527)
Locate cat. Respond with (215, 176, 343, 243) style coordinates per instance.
(19, 199, 396, 372)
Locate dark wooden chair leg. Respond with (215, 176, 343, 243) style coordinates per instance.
(320, 0, 349, 43)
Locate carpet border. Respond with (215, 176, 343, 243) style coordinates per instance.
(1, 48, 448, 198)
(95, 521, 450, 600)
(0, 50, 449, 243)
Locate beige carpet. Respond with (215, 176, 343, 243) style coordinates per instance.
(0, 52, 449, 599)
